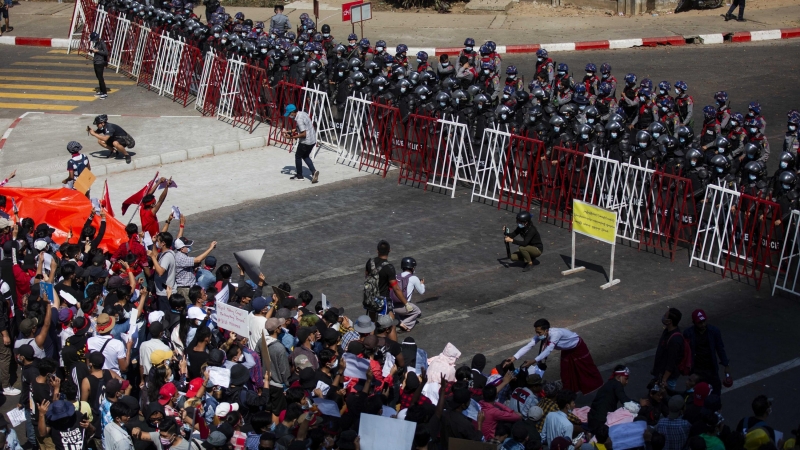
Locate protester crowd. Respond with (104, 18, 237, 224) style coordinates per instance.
(0, 188, 797, 450)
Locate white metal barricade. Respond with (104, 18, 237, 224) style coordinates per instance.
(130, 23, 150, 78)
(302, 83, 338, 155)
(336, 95, 374, 168)
(689, 183, 741, 270)
(194, 49, 216, 113)
(151, 34, 184, 97)
(773, 209, 800, 296)
(218, 57, 245, 122)
(92, 7, 107, 40)
(582, 152, 621, 210)
(108, 16, 131, 72)
(66, 0, 89, 54)
(615, 160, 654, 243)
(429, 115, 477, 198)
(470, 125, 510, 205)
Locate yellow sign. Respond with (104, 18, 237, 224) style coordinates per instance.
(572, 199, 618, 244)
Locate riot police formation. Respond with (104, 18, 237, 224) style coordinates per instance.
(87, 0, 800, 215)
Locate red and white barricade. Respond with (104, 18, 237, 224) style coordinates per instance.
(724, 193, 780, 289)
(301, 84, 338, 154)
(398, 113, 440, 188)
(690, 183, 741, 272)
(639, 171, 698, 260)
(336, 95, 373, 168)
(773, 209, 800, 296)
(428, 115, 477, 198)
(497, 134, 546, 211)
(267, 81, 304, 149)
(614, 160, 655, 244)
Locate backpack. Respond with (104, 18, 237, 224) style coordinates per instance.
(70, 154, 89, 177)
(389, 272, 411, 305)
(669, 331, 692, 376)
(363, 258, 388, 312)
(65, 334, 88, 363)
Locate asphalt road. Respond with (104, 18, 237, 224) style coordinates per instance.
(2, 40, 799, 440)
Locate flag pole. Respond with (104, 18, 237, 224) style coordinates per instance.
(126, 171, 159, 225)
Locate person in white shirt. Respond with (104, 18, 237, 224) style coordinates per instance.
(390, 257, 424, 331)
(248, 297, 271, 351)
(542, 390, 583, 449)
(505, 319, 603, 394)
(87, 313, 132, 377)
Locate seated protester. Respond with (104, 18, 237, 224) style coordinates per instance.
(500, 421, 532, 450)
(479, 384, 522, 441)
(736, 395, 776, 442)
(0, 414, 23, 450)
(398, 372, 432, 410)
(542, 390, 578, 448)
(588, 366, 639, 432)
(440, 388, 484, 448)
(37, 400, 94, 450)
(507, 374, 544, 419)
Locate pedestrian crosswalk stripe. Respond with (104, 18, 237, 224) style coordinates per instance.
(0, 92, 99, 102)
(48, 49, 70, 54)
(13, 62, 91, 68)
(2, 76, 136, 85)
(31, 55, 87, 60)
(0, 102, 78, 111)
(0, 84, 119, 93)
(0, 68, 108, 77)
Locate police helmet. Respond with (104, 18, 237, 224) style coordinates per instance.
(400, 257, 417, 271)
(778, 171, 797, 188)
(710, 154, 731, 174)
(714, 91, 728, 105)
(414, 85, 432, 101)
(516, 211, 532, 224)
(744, 161, 766, 180)
(647, 122, 666, 139)
(452, 89, 469, 106)
(585, 63, 596, 73)
(743, 143, 762, 161)
(496, 104, 512, 122)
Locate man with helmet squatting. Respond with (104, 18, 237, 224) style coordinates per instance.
(504, 211, 544, 272)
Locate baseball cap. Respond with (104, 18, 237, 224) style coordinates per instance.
(20, 318, 37, 336)
(266, 317, 283, 332)
(284, 104, 297, 117)
(173, 238, 188, 250)
(158, 382, 177, 405)
(186, 378, 204, 398)
(215, 402, 239, 418)
(692, 309, 707, 324)
(252, 296, 269, 312)
(294, 354, 312, 370)
(527, 406, 544, 421)
(693, 382, 711, 406)
(15, 344, 35, 361)
(204, 256, 217, 267)
(207, 431, 228, 447)
(187, 307, 206, 321)
(276, 308, 292, 320)
(150, 349, 174, 366)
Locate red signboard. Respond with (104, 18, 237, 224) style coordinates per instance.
(341, 0, 363, 21)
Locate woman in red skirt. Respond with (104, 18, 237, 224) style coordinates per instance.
(505, 319, 604, 394)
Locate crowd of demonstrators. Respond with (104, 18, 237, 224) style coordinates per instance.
(0, 181, 796, 450)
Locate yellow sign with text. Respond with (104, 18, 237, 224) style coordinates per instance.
(572, 200, 618, 245)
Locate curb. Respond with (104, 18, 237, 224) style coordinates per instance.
(1, 27, 799, 53)
(5, 135, 269, 188)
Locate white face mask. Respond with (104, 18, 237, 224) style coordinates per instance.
(690, 160, 697, 167)
(587, 118, 595, 124)
(400, 87, 407, 93)
(501, 114, 508, 120)
(465, 47, 473, 52)
(557, 71, 565, 76)
(483, 69, 490, 75)
(781, 162, 788, 168)
(537, 57, 543, 62)
(716, 167, 724, 173)
(338, 72, 344, 77)
(750, 128, 758, 134)
(675, 88, 680, 95)
(586, 72, 592, 77)
(749, 174, 757, 181)
(553, 126, 560, 132)
(581, 134, 589, 140)
(718, 147, 725, 153)
(310, 69, 316, 74)
(639, 142, 648, 148)
(783, 184, 792, 190)
(790, 125, 797, 131)
(502, 94, 509, 100)
(610, 132, 618, 138)
(416, 59, 422, 64)
(602, 73, 609, 79)
(323, 33, 330, 37)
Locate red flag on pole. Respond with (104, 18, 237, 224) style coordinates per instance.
(100, 180, 115, 217)
(121, 172, 159, 215)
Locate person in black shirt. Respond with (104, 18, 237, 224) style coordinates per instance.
(16, 344, 40, 447)
(38, 399, 93, 450)
(87, 115, 134, 164)
(735, 395, 776, 442)
(504, 211, 544, 272)
(364, 240, 409, 319)
(588, 365, 644, 432)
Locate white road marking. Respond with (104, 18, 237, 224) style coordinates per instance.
(721, 357, 800, 394)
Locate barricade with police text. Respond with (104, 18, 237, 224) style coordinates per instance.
(639, 171, 698, 260)
(398, 113, 440, 188)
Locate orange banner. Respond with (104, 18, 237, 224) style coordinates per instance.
(0, 187, 129, 253)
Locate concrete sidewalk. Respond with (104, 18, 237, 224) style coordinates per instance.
(0, 113, 271, 186)
(2, 0, 800, 48)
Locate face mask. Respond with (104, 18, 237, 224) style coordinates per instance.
(323, 33, 330, 38)
(419, 95, 426, 100)
(790, 125, 797, 131)
(748, 174, 757, 181)
(652, 132, 660, 138)
(781, 161, 788, 168)
(465, 47, 473, 52)
(718, 147, 726, 153)
(261, 48, 267, 54)
(328, 359, 339, 370)
(160, 437, 174, 447)
(501, 114, 508, 120)
(750, 128, 758, 134)
(375, 46, 383, 52)
(587, 118, 595, 124)
(508, 74, 515, 80)
(416, 59, 422, 64)
(639, 143, 648, 148)
(658, 89, 666, 95)
(310, 69, 316, 74)
(783, 184, 792, 190)
(292, 56, 299, 61)
(639, 96, 646, 102)
(553, 126, 560, 132)
(483, 70, 490, 75)
(716, 167, 724, 173)
(690, 160, 697, 167)
(602, 73, 609, 79)
(581, 134, 589, 140)
(661, 107, 668, 112)
(442, 62, 449, 67)
(439, 102, 447, 108)
(679, 138, 685, 143)
(579, 105, 586, 111)
(400, 87, 407, 93)
(166, 373, 174, 382)
(557, 71, 565, 76)
(338, 72, 344, 77)
(730, 121, 738, 127)
(517, 223, 525, 229)
(349, 41, 356, 46)
(502, 94, 509, 100)
(611, 132, 618, 138)
(586, 72, 593, 77)
(397, 75, 404, 80)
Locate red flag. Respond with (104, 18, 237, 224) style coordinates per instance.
(100, 180, 115, 217)
(121, 172, 159, 215)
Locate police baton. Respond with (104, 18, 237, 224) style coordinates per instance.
(503, 226, 511, 259)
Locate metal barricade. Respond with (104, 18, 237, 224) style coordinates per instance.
(398, 113, 440, 188)
(538, 146, 592, 228)
(359, 102, 400, 177)
(137, 30, 162, 88)
(129, 22, 152, 78)
(497, 135, 546, 211)
(150, 33, 184, 96)
(690, 183, 741, 272)
(773, 209, 800, 296)
(301, 84, 339, 153)
(615, 160, 655, 244)
(217, 57, 266, 133)
(427, 115, 477, 198)
(170, 44, 202, 107)
(724, 193, 780, 289)
(67, 0, 95, 54)
(582, 151, 621, 210)
(108, 15, 130, 71)
(267, 81, 304, 148)
(640, 171, 698, 260)
(194, 50, 217, 115)
(336, 95, 373, 168)
(471, 126, 511, 206)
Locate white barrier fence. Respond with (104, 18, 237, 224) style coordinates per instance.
(150, 34, 186, 97)
(108, 16, 130, 71)
(429, 115, 477, 198)
(690, 183, 742, 271)
(471, 125, 511, 204)
(336, 95, 374, 168)
(773, 209, 800, 297)
(302, 84, 338, 154)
